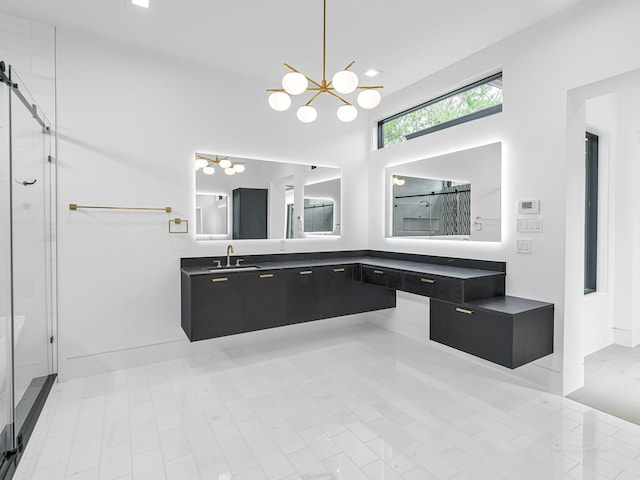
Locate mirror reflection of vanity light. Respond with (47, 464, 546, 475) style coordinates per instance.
(392, 176, 405, 186)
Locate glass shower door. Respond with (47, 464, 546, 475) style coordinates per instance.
(0, 65, 14, 462)
(8, 66, 55, 449)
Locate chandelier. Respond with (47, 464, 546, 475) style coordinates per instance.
(195, 154, 245, 176)
(267, 0, 383, 123)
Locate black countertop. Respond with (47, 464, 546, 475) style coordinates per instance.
(465, 295, 553, 314)
(181, 255, 505, 280)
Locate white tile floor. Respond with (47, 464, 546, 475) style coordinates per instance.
(14, 323, 640, 480)
(568, 343, 640, 426)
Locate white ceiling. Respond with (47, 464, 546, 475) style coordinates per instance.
(1, 0, 585, 94)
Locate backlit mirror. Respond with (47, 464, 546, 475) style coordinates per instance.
(195, 153, 341, 240)
(385, 142, 501, 241)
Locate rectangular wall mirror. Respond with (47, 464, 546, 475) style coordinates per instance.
(385, 142, 501, 241)
(195, 153, 341, 240)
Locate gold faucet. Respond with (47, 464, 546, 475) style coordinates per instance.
(226, 244, 234, 267)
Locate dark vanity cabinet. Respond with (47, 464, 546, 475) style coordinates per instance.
(232, 188, 268, 239)
(181, 252, 552, 370)
(403, 272, 463, 302)
(430, 296, 554, 369)
(183, 272, 246, 341)
(361, 266, 404, 289)
(320, 265, 356, 317)
(285, 268, 323, 324)
(243, 270, 287, 331)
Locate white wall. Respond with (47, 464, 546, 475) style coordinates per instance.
(366, 0, 640, 394)
(612, 87, 640, 347)
(55, 29, 369, 380)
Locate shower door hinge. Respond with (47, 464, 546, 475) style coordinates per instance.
(50, 335, 54, 344)
(48, 155, 54, 163)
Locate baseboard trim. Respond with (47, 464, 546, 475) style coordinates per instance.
(583, 329, 614, 356)
(59, 314, 370, 381)
(613, 328, 640, 348)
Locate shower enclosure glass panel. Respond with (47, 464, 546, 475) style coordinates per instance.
(0, 63, 56, 473)
(9, 68, 54, 437)
(0, 69, 13, 459)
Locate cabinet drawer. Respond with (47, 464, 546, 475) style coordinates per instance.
(403, 272, 463, 302)
(430, 299, 512, 368)
(361, 266, 403, 290)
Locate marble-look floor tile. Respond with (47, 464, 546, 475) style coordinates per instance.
(12, 323, 640, 480)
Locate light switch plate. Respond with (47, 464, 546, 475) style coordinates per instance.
(516, 217, 543, 233)
(516, 238, 532, 254)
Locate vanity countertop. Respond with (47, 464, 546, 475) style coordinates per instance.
(181, 255, 505, 280)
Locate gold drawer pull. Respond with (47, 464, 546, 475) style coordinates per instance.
(299, 270, 313, 275)
(260, 274, 274, 279)
(421, 278, 435, 284)
(373, 270, 384, 275)
(456, 308, 474, 315)
(211, 277, 228, 283)
(333, 268, 345, 272)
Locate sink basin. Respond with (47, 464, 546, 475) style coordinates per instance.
(204, 265, 260, 273)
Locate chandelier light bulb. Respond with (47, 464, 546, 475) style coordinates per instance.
(202, 166, 215, 175)
(357, 89, 381, 109)
(297, 105, 318, 123)
(332, 70, 358, 94)
(233, 164, 245, 173)
(268, 91, 292, 111)
(336, 104, 358, 122)
(224, 168, 236, 176)
(195, 158, 208, 169)
(219, 159, 232, 169)
(282, 72, 308, 95)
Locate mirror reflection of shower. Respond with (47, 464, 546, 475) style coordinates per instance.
(392, 175, 471, 237)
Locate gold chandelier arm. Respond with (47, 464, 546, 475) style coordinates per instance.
(343, 61, 356, 71)
(283, 64, 323, 89)
(267, 88, 285, 92)
(305, 90, 324, 106)
(356, 85, 384, 89)
(326, 89, 351, 105)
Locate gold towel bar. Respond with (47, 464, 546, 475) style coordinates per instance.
(70, 203, 172, 213)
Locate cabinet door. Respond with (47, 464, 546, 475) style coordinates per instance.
(430, 299, 513, 368)
(403, 273, 463, 302)
(285, 268, 322, 324)
(190, 274, 245, 341)
(243, 270, 287, 331)
(321, 265, 355, 318)
(361, 266, 403, 289)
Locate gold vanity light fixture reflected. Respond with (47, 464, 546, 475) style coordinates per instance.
(392, 176, 405, 186)
(195, 154, 246, 176)
(266, 0, 383, 123)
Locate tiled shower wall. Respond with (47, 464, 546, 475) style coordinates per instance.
(0, 12, 55, 123)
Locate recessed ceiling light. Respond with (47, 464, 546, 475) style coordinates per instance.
(363, 68, 383, 78)
(131, 0, 149, 8)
